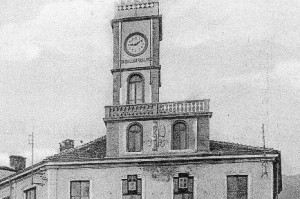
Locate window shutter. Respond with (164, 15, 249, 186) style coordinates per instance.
(237, 176, 247, 198)
(137, 179, 142, 194)
(173, 178, 179, 193)
(81, 181, 90, 197)
(188, 177, 194, 192)
(122, 179, 128, 195)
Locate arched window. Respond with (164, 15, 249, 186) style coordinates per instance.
(127, 123, 143, 152)
(172, 121, 188, 150)
(128, 74, 144, 104)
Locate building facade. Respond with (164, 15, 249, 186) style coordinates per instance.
(0, 1, 281, 199)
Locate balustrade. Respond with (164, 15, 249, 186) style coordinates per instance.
(105, 100, 210, 120)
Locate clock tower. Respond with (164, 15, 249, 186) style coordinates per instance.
(111, 0, 162, 105)
(105, 0, 211, 158)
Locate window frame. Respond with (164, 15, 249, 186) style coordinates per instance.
(122, 175, 142, 198)
(173, 173, 194, 198)
(171, 121, 189, 150)
(127, 73, 145, 105)
(24, 187, 36, 199)
(227, 175, 248, 199)
(70, 180, 90, 199)
(126, 122, 143, 153)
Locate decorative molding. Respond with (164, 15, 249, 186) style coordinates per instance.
(144, 121, 168, 150)
(111, 15, 162, 25)
(104, 100, 211, 121)
(111, 66, 161, 74)
(118, 3, 155, 11)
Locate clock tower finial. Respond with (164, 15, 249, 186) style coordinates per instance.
(111, 0, 162, 105)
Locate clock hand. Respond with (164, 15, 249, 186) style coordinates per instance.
(129, 40, 142, 46)
(135, 40, 142, 46)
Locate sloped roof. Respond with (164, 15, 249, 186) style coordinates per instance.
(45, 136, 106, 162)
(0, 166, 15, 172)
(0, 136, 281, 186)
(210, 140, 279, 155)
(44, 136, 278, 162)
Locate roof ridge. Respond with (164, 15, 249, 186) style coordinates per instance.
(210, 140, 275, 151)
(0, 166, 16, 172)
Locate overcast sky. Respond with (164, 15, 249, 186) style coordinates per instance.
(0, 0, 299, 175)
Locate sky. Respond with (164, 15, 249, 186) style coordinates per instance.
(0, 0, 299, 175)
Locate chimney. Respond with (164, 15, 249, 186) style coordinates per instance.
(9, 155, 26, 172)
(59, 139, 75, 152)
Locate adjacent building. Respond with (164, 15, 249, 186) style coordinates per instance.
(0, 1, 282, 199)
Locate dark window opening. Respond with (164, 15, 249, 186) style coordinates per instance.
(227, 175, 248, 199)
(127, 123, 143, 152)
(128, 74, 144, 104)
(25, 188, 36, 199)
(172, 122, 188, 150)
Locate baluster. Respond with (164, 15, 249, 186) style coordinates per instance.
(161, 104, 166, 114)
(134, 105, 137, 116)
(125, 106, 128, 116)
(200, 101, 204, 111)
(144, 105, 147, 115)
(139, 105, 142, 116)
(145, 105, 148, 115)
(118, 107, 121, 117)
(139, 105, 141, 116)
(112, 107, 116, 117)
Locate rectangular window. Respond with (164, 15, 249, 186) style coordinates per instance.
(70, 181, 90, 199)
(25, 188, 36, 199)
(122, 175, 142, 199)
(173, 173, 193, 199)
(227, 175, 248, 199)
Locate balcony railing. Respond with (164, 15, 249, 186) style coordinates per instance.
(104, 100, 210, 120)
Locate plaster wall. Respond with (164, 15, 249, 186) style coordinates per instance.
(108, 118, 198, 158)
(0, 172, 48, 199)
(48, 161, 274, 199)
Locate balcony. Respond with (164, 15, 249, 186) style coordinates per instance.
(104, 99, 211, 122)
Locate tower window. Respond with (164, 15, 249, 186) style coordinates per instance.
(127, 123, 143, 152)
(172, 121, 188, 150)
(173, 173, 194, 198)
(128, 74, 144, 104)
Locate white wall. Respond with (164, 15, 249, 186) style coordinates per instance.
(47, 161, 274, 199)
(0, 171, 48, 199)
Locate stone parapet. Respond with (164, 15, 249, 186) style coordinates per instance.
(104, 99, 211, 122)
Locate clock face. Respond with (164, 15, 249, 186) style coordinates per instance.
(124, 32, 148, 57)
